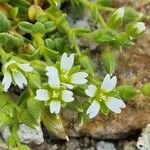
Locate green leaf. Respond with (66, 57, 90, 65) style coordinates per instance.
(27, 73, 42, 89)
(9, 7, 18, 19)
(124, 7, 142, 23)
(0, 32, 24, 52)
(91, 28, 116, 43)
(77, 54, 95, 74)
(45, 38, 55, 49)
(6, 134, 18, 149)
(32, 22, 45, 35)
(65, 100, 83, 112)
(10, 0, 30, 14)
(101, 50, 116, 75)
(27, 96, 43, 121)
(19, 21, 33, 33)
(18, 144, 31, 150)
(97, 0, 112, 7)
(0, 11, 10, 32)
(118, 85, 138, 100)
(100, 101, 109, 115)
(140, 83, 150, 96)
(114, 32, 134, 48)
(0, 112, 11, 129)
(42, 110, 68, 140)
(44, 21, 56, 33)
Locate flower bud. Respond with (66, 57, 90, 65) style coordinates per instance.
(107, 7, 125, 29)
(126, 22, 146, 37)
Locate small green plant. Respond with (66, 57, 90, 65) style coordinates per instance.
(0, 0, 149, 149)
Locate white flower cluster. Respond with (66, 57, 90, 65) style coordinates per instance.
(85, 74, 126, 118)
(1, 53, 126, 118)
(35, 53, 88, 114)
(2, 60, 33, 92)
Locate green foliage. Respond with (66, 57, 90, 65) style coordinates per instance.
(0, 0, 148, 149)
(117, 86, 138, 100)
(140, 83, 150, 96)
(101, 50, 116, 75)
(0, 12, 10, 32)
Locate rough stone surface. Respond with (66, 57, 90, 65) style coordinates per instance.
(123, 141, 137, 150)
(66, 139, 80, 150)
(2, 124, 44, 145)
(96, 141, 117, 150)
(137, 124, 150, 150)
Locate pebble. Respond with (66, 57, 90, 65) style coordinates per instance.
(96, 141, 117, 150)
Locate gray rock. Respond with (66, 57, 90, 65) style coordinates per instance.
(123, 141, 137, 150)
(66, 139, 80, 150)
(137, 124, 150, 150)
(96, 141, 117, 150)
(2, 124, 44, 145)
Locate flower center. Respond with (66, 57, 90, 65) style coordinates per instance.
(52, 90, 59, 98)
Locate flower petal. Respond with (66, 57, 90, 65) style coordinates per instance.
(71, 72, 88, 84)
(2, 72, 12, 92)
(5, 60, 16, 70)
(85, 84, 97, 97)
(61, 53, 74, 71)
(18, 64, 33, 72)
(101, 74, 117, 92)
(62, 90, 74, 102)
(49, 100, 61, 114)
(13, 71, 27, 89)
(61, 83, 73, 89)
(35, 89, 49, 101)
(106, 97, 126, 113)
(46, 66, 60, 88)
(86, 100, 100, 119)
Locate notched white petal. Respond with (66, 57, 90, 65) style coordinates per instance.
(101, 74, 117, 92)
(13, 71, 27, 89)
(86, 100, 100, 119)
(62, 90, 74, 102)
(35, 89, 49, 101)
(2, 72, 12, 92)
(71, 72, 88, 84)
(50, 100, 61, 114)
(61, 52, 74, 71)
(85, 84, 97, 97)
(18, 64, 33, 72)
(106, 97, 126, 113)
(46, 66, 60, 88)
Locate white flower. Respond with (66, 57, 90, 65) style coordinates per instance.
(101, 74, 117, 92)
(46, 53, 88, 89)
(85, 84, 97, 97)
(35, 89, 49, 101)
(2, 60, 33, 92)
(61, 53, 74, 72)
(85, 74, 126, 118)
(62, 90, 74, 102)
(35, 76, 75, 114)
(106, 97, 126, 113)
(61, 53, 88, 85)
(115, 7, 125, 18)
(86, 100, 100, 118)
(46, 66, 60, 88)
(71, 72, 88, 85)
(50, 100, 61, 114)
(135, 22, 146, 34)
